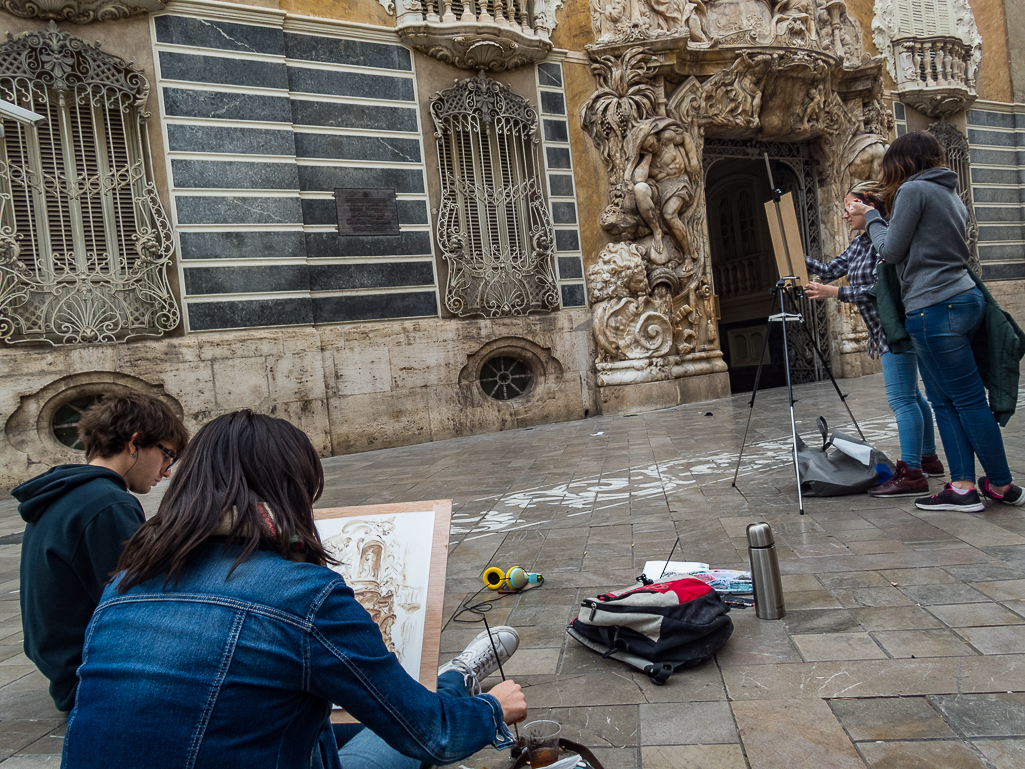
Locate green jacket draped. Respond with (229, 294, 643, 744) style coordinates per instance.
(869, 265, 1025, 426)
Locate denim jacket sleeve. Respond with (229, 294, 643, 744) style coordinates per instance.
(306, 579, 515, 764)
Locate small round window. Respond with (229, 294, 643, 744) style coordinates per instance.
(52, 395, 105, 450)
(479, 356, 533, 400)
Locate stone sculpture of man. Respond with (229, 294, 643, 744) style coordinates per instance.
(625, 117, 701, 263)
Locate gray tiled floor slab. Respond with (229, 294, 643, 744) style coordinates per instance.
(3, 373, 1024, 767)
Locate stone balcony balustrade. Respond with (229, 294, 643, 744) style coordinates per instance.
(891, 35, 977, 117)
(394, 0, 556, 71)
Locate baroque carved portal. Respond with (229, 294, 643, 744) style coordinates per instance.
(581, 0, 887, 388)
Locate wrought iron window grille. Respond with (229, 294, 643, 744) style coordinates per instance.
(0, 23, 179, 346)
(430, 73, 559, 319)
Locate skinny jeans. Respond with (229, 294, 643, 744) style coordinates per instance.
(879, 351, 937, 468)
(904, 287, 1012, 485)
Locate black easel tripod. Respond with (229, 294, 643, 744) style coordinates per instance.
(729, 156, 866, 515)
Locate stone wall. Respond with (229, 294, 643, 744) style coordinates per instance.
(0, 312, 595, 490)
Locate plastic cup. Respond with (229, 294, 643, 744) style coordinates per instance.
(523, 719, 561, 767)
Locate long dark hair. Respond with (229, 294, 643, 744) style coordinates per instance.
(878, 131, 946, 215)
(116, 411, 329, 592)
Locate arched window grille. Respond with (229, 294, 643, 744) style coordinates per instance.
(430, 72, 558, 318)
(928, 121, 981, 277)
(0, 23, 179, 346)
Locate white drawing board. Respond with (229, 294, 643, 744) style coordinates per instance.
(314, 500, 451, 724)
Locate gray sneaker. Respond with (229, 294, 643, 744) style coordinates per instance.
(438, 626, 519, 694)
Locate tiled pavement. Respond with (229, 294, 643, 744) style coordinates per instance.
(1, 373, 1024, 768)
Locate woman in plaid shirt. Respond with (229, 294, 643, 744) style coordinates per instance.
(803, 182, 943, 497)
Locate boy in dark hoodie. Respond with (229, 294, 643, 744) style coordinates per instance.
(12, 391, 188, 712)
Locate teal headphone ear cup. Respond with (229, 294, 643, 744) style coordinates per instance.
(506, 567, 529, 591)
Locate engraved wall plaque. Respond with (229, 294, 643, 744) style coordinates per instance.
(335, 188, 400, 236)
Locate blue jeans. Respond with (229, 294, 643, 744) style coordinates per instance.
(880, 351, 937, 467)
(337, 671, 470, 769)
(905, 287, 1012, 485)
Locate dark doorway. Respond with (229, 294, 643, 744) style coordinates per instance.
(704, 141, 830, 394)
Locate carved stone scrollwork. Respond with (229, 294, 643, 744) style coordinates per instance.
(393, 0, 564, 70)
(0, 0, 163, 23)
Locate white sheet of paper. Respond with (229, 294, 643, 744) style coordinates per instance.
(831, 436, 873, 466)
(316, 510, 435, 681)
(642, 560, 710, 581)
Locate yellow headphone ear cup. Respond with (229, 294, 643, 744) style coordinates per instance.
(483, 566, 506, 590)
(506, 567, 529, 591)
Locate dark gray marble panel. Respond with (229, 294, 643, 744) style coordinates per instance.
(166, 124, 296, 156)
(551, 201, 576, 224)
(396, 199, 429, 225)
(979, 242, 1025, 261)
(967, 109, 1016, 129)
(557, 255, 583, 279)
(540, 91, 566, 116)
(306, 230, 432, 258)
(978, 224, 1025, 241)
(975, 205, 1024, 222)
(968, 147, 1019, 166)
(313, 291, 437, 323)
(896, 124, 907, 137)
(162, 88, 291, 123)
(154, 15, 285, 56)
(159, 52, 288, 90)
(179, 230, 306, 260)
(287, 66, 414, 101)
(548, 173, 574, 197)
(172, 159, 299, 190)
(972, 186, 1024, 204)
(968, 128, 1018, 147)
(188, 297, 313, 330)
(309, 261, 435, 290)
(301, 197, 427, 226)
(294, 133, 421, 163)
(543, 119, 568, 143)
(555, 229, 579, 252)
(290, 99, 419, 132)
(546, 147, 572, 169)
(184, 264, 310, 295)
(561, 283, 586, 307)
(893, 102, 906, 120)
(982, 261, 1025, 281)
(298, 165, 423, 194)
(284, 33, 411, 71)
(175, 195, 303, 225)
(537, 62, 563, 87)
(970, 167, 1020, 185)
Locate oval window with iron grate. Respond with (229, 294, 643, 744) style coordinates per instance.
(479, 356, 533, 400)
(51, 395, 105, 450)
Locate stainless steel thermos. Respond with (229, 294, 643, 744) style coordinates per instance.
(747, 522, 785, 619)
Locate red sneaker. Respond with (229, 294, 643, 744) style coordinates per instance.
(869, 460, 929, 498)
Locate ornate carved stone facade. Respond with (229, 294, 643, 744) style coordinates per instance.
(391, 0, 567, 70)
(581, 0, 886, 389)
(0, 0, 162, 24)
(872, 0, 981, 117)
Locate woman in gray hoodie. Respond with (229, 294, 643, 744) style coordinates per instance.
(848, 131, 1022, 511)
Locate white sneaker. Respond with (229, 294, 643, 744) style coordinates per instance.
(438, 626, 519, 694)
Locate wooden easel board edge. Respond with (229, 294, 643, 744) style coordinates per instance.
(763, 192, 810, 285)
(314, 499, 452, 724)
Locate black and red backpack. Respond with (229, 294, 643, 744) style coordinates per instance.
(566, 578, 734, 684)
